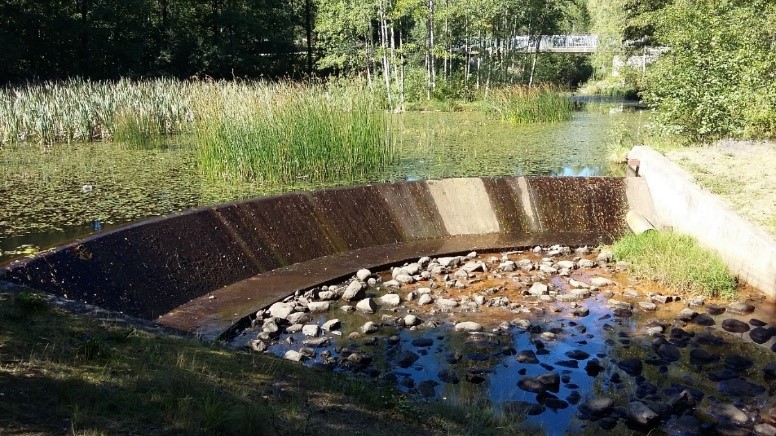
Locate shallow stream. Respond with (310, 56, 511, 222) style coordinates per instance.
(229, 247, 776, 434)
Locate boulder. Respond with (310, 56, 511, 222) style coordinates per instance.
(356, 298, 377, 314)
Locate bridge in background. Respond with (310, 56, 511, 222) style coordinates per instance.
(456, 34, 599, 55)
(514, 34, 598, 53)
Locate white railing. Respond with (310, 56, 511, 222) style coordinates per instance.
(512, 34, 598, 52)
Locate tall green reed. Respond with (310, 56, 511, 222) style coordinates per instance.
(486, 85, 574, 124)
(0, 78, 191, 147)
(194, 80, 396, 185)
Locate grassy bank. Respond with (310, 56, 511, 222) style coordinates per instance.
(486, 86, 574, 124)
(613, 231, 737, 297)
(0, 290, 522, 435)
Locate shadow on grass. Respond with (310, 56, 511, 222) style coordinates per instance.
(0, 293, 446, 434)
(0, 289, 507, 435)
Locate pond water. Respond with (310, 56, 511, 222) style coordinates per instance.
(0, 102, 648, 263)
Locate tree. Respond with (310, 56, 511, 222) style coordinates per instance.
(643, 0, 776, 140)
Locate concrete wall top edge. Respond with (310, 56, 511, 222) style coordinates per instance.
(628, 146, 776, 297)
(0, 176, 629, 320)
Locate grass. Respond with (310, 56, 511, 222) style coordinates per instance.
(613, 231, 737, 297)
(486, 85, 574, 124)
(0, 288, 522, 435)
(576, 79, 639, 100)
(194, 80, 396, 185)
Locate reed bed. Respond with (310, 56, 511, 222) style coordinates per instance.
(487, 85, 574, 124)
(194, 80, 396, 184)
(0, 78, 192, 146)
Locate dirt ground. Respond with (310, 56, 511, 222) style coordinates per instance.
(665, 140, 776, 237)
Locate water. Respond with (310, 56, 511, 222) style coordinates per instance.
(231, 249, 776, 434)
(0, 102, 647, 263)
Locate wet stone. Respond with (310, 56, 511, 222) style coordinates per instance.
(764, 362, 776, 378)
(657, 344, 681, 362)
(694, 331, 726, 346)
(566, 349, 590, 360)
(693, 313, 715, 326)
(724, 355, 753, 371)
(438, 368, 460, 384)
(518, 377, 546, 394)
(707, 304, 726, 315)
(397, 350, 419, 368)
(556, 360, 579, 368)
(618, 358, 643, 376)
(517, 350, 539, 364)
(418, 380, 437, 398)
(411, 337, 433, 347)
(718, 378, 766, 397)
(750, 326, 774, 344)
(689, 348, 719, 365)
(585, 359, 603, 377)
(750, 318, 768, 327)
(727, 302, 755, 315)
(722, 319, 750, 334)
(628, 401, 659, 428)
(677, 308, 697, 321)
(545, 398, 569, 410)
(707, 369, 740, 382)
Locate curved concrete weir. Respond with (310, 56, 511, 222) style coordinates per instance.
(0, 176, 628, 339)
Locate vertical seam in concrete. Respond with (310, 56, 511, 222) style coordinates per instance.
(519, 177, 543, 232)
(426, 178, 500, 235)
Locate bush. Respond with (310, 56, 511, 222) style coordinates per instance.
(642, 0, 776, 142)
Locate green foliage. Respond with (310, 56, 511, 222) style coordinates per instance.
(194, 80, 397, 185)
(0, 0, 300, 82)
(642, 0, 776, 141)
(613, 231, 737, 297)
(13, 291, 48, 313)
(487, 86, 574, 124)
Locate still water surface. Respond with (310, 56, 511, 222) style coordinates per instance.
(0, 102, 647, 263)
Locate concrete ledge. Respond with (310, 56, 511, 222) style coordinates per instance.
(0, 176, 629, 333)
(628, 146, 776, 297)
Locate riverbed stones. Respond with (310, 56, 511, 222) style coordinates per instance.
(342, 280, 366, 301)
(628, 401, 659, 427)
(284, 350, 304, 362)
(233, 249, 776, 432)
(356, 268, 372, 281)
(379, 293, 401, 306)
(249, 339, 267, 352)
(722, 319, 750, 334)
(455, 321, 483, 332)
(359, 321, 377, 334)
(306, 301, 331, 313)
(268, 302, 294, 319)
(302, 324, 320, 337)
(321, 319, 340, 332)
(727, 302, 755, 315)
(356, 298, 377, 314)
